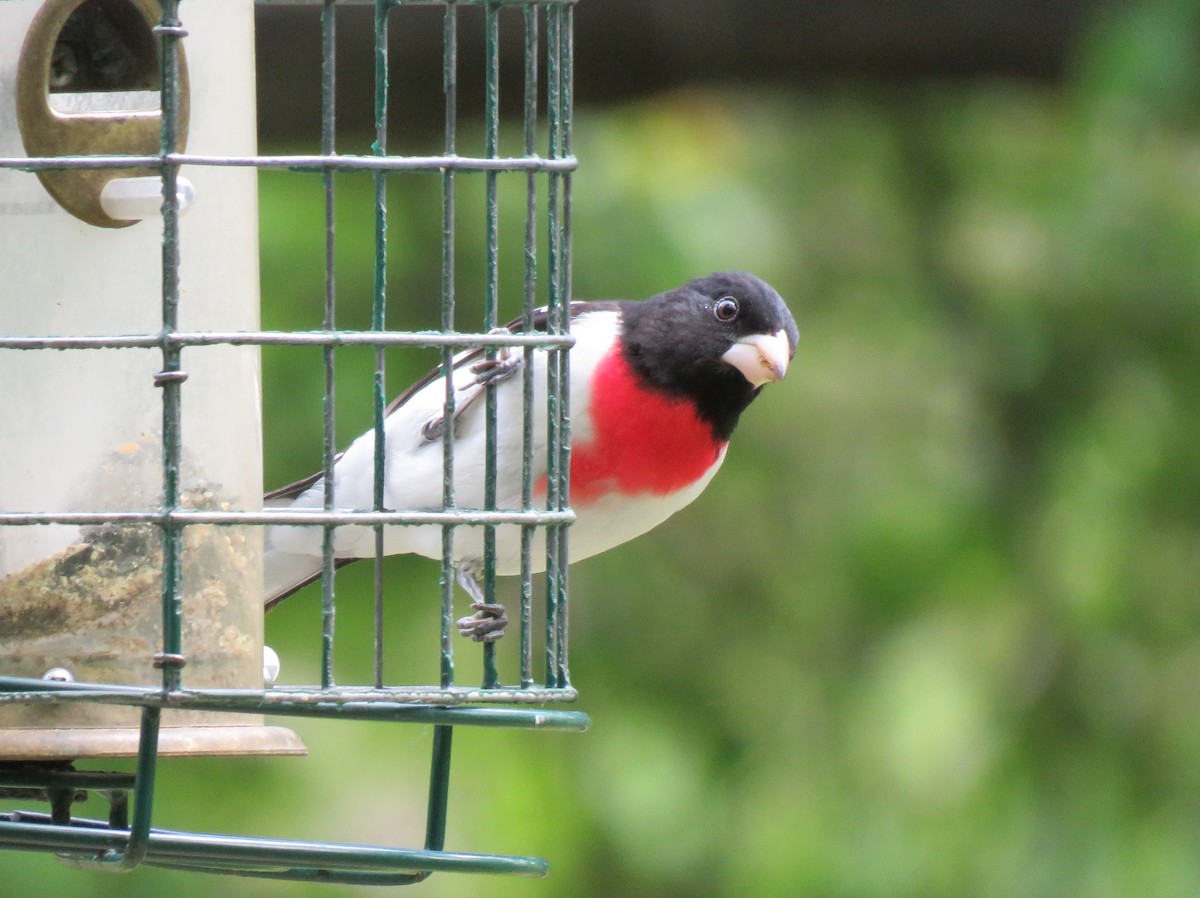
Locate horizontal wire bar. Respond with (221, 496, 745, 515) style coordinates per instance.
(7, 692, 586, 721)
(0, 820, 552, 878)
(0, 677, 586, 718)
(248, 688, 582, 712)
(0, 509, 575, 527)
(0, 153, 578, 174)
(0, 329, 574, 351)
(136, 864, 427, 887)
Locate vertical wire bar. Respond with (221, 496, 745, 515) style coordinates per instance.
(430, 8, 461, 857)
(371, 0, 392, 690)
(543, 2, 563, 688)
(518, 2, 538, 689)
(554, 0, 574, 689)
(111, 0, 185, 868)
(480, 0, 501, 690)
(424, 722, 453, 852)
(156, 0, 184, 695)
(439, 0, 459, 690)
(319, 0, 339, 692)
(102, 706, 161, 869)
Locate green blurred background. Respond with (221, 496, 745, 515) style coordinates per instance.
(10, 0, 1200, 895)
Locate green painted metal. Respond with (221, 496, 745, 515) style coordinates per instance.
(156, 0, 186, 696)
(79, 707, 161, 871)
(6, 151, 576, 175)
(519, 1, 540, 688)
(481, 0, 502, 690)
(371, 0, 391, 692)
(439, 0, 459, 692)
(543, 1, 573, 690)
(0, 674, 589, 727)
(556, 1, 576, 690)
(1, 818, 552, 880)
(0, 0, 581, 883)
(320, 0, 339, 692)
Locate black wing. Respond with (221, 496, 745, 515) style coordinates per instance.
(264, 301, 619, 503)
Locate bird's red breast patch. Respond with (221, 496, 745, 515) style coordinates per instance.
(569, 343, 725, 504)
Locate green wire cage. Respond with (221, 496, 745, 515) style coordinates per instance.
(0, 0, 586, 883)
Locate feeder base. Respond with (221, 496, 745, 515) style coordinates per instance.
(0, 724, 306, 761)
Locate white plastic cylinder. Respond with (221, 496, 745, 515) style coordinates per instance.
(0, 0, 302, 758)
(100, 174, 196, 220)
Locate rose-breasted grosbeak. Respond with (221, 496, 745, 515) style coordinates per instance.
(264, 271, 798, 640)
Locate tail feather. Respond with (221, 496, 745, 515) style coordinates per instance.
(263, 538, 363, 611)
(263, 473, 335, 610)
(263, 546, 323, 611)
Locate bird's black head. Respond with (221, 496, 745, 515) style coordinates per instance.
(620, 271, 798, 441)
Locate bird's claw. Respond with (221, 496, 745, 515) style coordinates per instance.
(467, 353, 522, 387)
(420, 344, 523, 444)
(456, 602, 509, 642)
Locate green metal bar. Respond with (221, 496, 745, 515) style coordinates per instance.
(108, 725, 467, 888)
(313, 719, 455, 888)
(543, 1, 565, 688)
(320, 0, 339, 693)
(0, 821, 550, 879)
(372, 0, 392, 691)
(1, 153, 578, 174)
(420, 724, 453, 885)
(0, 509, 576, 528)
(554, 0, 575, 690)
(155, 0, 186, 695)
(29, 700, 587, 730)
(519, 2, 539, 689)
(133, 864, 429, 886)
(48, 791, 72, 825)
(0, 677, 588, 728)
(3, 810, 421, 885)
(140, 862, 431, 886)
(87, 706, 161, 871)
(115, 706, 161, 869)
(0, 330, 574, 352)
(439, 0, 459, 691)
(185, 701, 589, 731)
(142, 866, 428, 886)
(47, 792, 71, 826)
(480, 0, 502, 691)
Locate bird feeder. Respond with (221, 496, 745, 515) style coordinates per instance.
(0, 0, 302, 759)
(0, 0, 586, 883)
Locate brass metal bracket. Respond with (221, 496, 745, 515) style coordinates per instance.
(16, 0, 189, 228)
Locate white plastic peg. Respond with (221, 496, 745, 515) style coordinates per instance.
(99, 175, 195, 221)
(263, 645, 281, 688)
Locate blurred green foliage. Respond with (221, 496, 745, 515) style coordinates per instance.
(8, 1, 1200, 896)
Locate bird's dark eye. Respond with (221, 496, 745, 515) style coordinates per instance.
(713, 296, 739, 322)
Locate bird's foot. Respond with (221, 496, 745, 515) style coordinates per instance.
(454, 562, 508, 642)
(420, 343, 523, 444)
(467, 352, 522, 387)
(456, 602, 509, 642)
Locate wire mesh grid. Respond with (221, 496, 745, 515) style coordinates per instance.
(0, 0, 583, 713)
(0, 0, 586, 883)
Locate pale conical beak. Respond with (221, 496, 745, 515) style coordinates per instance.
(721, 329, 793, 387)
